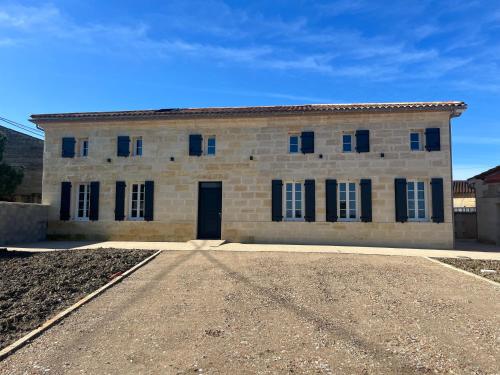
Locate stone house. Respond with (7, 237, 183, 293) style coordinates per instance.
(0, 124, 43, 203)
(468, 166, 500, 245)
(30, 101, 466, 248)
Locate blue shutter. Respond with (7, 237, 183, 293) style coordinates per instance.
(144, 180, 154, 221)
(355, 130, 370, 153)
(117, 136, 130, 157)
(304, 179, 315, 222)
(325, 179, 338, 222)
(115, 181, 126, 221)
(189, 134, 203, 156)
(431, 178, 444, 223)
(89, 181, 100, 221)
(425, 128, 441, 151)
(60, 182, 71, 220)
(61, 137, 75, 158)
(394, 178, 407, 223)
(272, 180, 283, 221)
(360, 179, 372, 222)
(300, 131, 314, 154)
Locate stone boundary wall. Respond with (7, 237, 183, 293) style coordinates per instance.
(0, 202, 48, 245)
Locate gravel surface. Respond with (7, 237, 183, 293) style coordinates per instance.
(435, 257, 500, 283)
(1, 251, 499, 374)
(0, 248, 154, 349)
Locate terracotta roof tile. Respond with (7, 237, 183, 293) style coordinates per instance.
(30, 101, 467, 122)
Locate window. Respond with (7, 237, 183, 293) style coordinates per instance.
(132, 137, 143, 156)
(407, 181, 426, 220)
(130, 183, 145, 219)
(284, 182, 303, 220)
(76, 183, 90, 220)
(207, 136, 216, 155)
(342, 134, 353, 152)
(78, 138, 88, 157)
(289, 135, 300, 153)
(410, 131, 423, 151)
(339, 182, 357, 220)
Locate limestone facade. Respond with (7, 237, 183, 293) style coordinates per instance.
(34, 104, 464, 248)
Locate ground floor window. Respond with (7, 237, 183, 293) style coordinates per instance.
(339, 182, 357, 220)
(284, 182, 303, 220)
(130, 183, 145, 219)
(76, 183, 90, 219)
(407, 180, 426, 220)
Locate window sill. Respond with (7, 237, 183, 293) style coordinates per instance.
(338, 219, 360, 222)
(74, 218, 89, 222)
(284, 218, 305, 222)
(408, 219, 430, 222)
(128, 217, 145, 221)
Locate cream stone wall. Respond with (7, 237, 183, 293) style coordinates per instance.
(41, 111, 454, 248)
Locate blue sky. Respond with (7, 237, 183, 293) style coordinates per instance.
(0, 0, 499, 179)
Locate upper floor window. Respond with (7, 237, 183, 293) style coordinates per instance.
(130, 183, 145, 219)
(78, 138, 89, 157)
(289, 135, 300, 153)
(339, 182, 357, 220)
(132, 137, 143, 157)
(410, 131, 423, 151)
(407, 180, 426, 220)
(206, 136, 216, 155)
(76, 183, 90, 220)
(342, 134, 353, 152)
(284, 182, 303, 220)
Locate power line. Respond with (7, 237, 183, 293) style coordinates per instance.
(0, 116, 44, 138)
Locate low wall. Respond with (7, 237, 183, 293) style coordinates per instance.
(454, 212, 477, 239)
(0, 202, 48, 246)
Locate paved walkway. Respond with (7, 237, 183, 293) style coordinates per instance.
(1, 251, 499, 374)
(6, 239, 500, 259)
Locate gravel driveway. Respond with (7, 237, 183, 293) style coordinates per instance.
(1, 251, 499, 374)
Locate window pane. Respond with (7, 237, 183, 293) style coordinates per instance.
(418, 200, 425, 210)
(409, 209, 416, 219)
(408, 200, 415, 210)
(349, 209, 356, 218)
(340, 209, 346, 218)
(418, 209, 425, 219)
(286, 201, 292, 210)
(295, 183, 301, 192)
(289, 136, 298, 153)
(286, 183, 293, 192)
(295, 210, 301, 218)
(339, 183, 346, 192)
(286, 210, 293, 218)
(417, 182, 424, 191)
(340, 201, 346, 210)
(286, 191, 292, 200)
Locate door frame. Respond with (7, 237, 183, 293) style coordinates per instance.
(197, 181, 223, 240)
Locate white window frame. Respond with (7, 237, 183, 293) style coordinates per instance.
(129, 182, 145, 220)
(409, 131, 424, 151)
(342, 133, 353, 153)
(206, 135, 216, 156)
(75, 183, 90, 221)
(77, 138, 89, 157)
(283, 181, 304, 221)
(288, 134, 300, 154)
(407, 180, 428, 221)
(338, 181, 359, 221)
(132, 136, 143, 157)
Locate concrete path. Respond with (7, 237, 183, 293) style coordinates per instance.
(6, 239, 500, 259)
(1, 251, 499, 374)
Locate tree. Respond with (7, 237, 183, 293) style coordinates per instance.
(0, 133, 24, 200)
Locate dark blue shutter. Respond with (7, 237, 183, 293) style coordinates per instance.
(360, 179, 372, 222)
(355, 130, 370, 153)
(304, 179, 315, 222)
(394, 178, 408, 223)
(117, 136, 130, 157)
(115, 181, 126, 221)
(431, 178, 444, 223)
(300, 131, 314, 154)
(89, 181, 100, 221)
(189, 134, 203, 156)
(272, 180, 283, 221)
(325, 179, 338, 222)
(60, 182, 71, 220)
(144, 180, 154, 221)
(425, 128, 441, 151)
(62, 137, 75, 158)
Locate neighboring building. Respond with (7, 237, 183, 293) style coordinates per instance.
(452, 180, 475, 212)
(468, 166, 500, 245)
(30, 101, 466, 249)
(0, 125, 43, 203)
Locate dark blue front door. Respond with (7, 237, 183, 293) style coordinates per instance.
(197, 182, 222, 239)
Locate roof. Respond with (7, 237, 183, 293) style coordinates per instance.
(30, 101, 467, 123)
(469, 166, 500, 183)
(453, 180, 475, 196)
